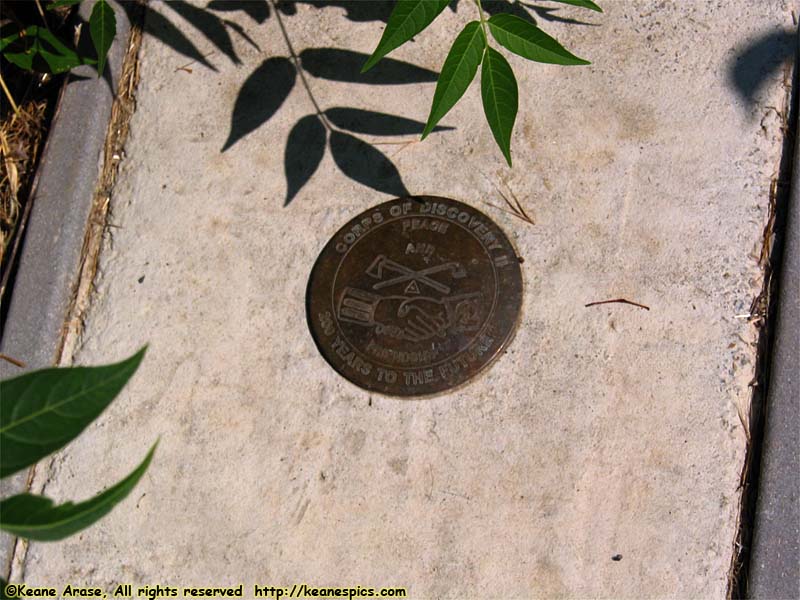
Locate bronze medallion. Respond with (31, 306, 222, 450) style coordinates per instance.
(306, 196, 522, 397)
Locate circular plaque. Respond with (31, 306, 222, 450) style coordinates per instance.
(306, 196, 522, 397)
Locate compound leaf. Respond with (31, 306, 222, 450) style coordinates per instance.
(422, 20, 484, 139)
(89, 0, 116, 76)
(36, 27, 83, 72)
(488, 14, 589, 65)
(2, 26, 82, 73)
(1, 23, 38, 70)
(362, 0, 451, 72)
(2, 52, 35, 70)
(0, 23, 21, 52)
(0, 443, 156, 541)
(0, 348, 146, 478)
(481, 47, 518, 166)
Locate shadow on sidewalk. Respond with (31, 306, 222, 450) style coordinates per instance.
(115, 0, 595, 204)
(728, 28, 796, 108)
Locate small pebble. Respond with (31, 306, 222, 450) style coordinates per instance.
(612, 554, 623, 561)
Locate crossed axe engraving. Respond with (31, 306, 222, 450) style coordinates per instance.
(366, 255, 466, 295)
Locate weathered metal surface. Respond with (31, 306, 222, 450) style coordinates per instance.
(307, 196, 522, 396)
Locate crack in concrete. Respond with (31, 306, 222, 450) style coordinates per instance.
(57, 4, 145, 367)
(726, 56, 798, 600)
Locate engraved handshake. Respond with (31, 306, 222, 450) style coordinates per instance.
(337, 255, 484, 343)
(395, 297, 449, 342)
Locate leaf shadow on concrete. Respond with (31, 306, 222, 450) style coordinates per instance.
(327, 131, 408, 197)
(520, 2, 601, 26)
(481, 0, 540, 24)
(284, 108, 452, 205)
(292, 1, 395, 23)
(458, 0, 599, 26)
(219, 42, 442, 202)
(274, 46, 444, 204)
(120, 0, 290, 69)
(121, 0, 599, 203)
(325, 107, 453, 137)
(122, 0, 454, 203)
(206, 0, 272, 24)
(299, 48, 438, 85)
(118, 1, 227, 71)
(221, 57, 296, 152)
(162, 1, 242, 65)
(208, 2, 445, 205)
(728, 29, 796, 108)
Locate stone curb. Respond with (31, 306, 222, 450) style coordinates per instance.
(748, 27, 800, 600)
(0, 1, 131, 578)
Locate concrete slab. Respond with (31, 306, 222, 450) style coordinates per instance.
(14, 1, 795, 596)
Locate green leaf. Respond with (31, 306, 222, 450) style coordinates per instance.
(549, 0, 602, 12)
(0, 443, 156, 541)
(481, 47, 518, 166)
(1, 26, 82, 74)
(0, 348, 146, 478)
(35, 27, 82, 73)
(48, 0, 84, 9)
(89, 0, 116, 76)
(421, 20, 484, 139)
(3, 51, 36, 71)
(362, 0, 450, 72)
(488, 14, 589, 65)
(0, 24, 22, 53)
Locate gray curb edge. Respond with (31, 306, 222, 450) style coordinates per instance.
(748, 27, 800, 600)
(0, 1, 132, 579)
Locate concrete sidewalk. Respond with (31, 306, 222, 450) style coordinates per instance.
(14, 1, 796, 597)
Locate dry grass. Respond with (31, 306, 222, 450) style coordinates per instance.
(0, 98, 48, 269)
(481, 175, 535, 226)
(57, 3, 145, 363)
(0, 0, 70, 277)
